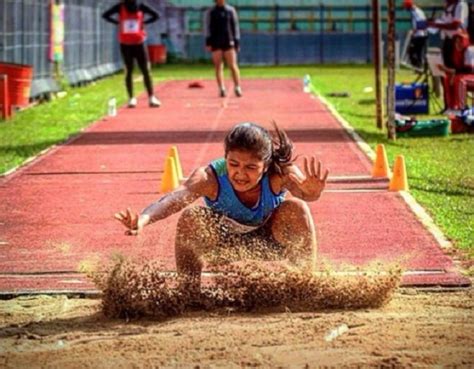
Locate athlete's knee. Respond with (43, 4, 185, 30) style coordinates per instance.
(176, 206, 218, 243)
(177, 206, 205, 230)
(271, 199, 315, 255)
(279, 198, 311, 218)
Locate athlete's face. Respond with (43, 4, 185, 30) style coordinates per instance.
(215, 0, 225, 6)
(226, 150, 267, 193)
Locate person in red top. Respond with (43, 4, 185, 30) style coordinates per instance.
(103, 0, 161, 108)
(428, 0, 468, 69)
(438, 30, 474, 110)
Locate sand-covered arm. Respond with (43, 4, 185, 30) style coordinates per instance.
(115, 166, 217, 235)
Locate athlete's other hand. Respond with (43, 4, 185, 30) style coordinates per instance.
(114, 208, 142, 235)
(288, 156, 329, 201)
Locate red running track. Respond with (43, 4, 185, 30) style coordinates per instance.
(0, 79, 469, 294)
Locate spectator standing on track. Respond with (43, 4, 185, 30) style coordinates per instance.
(428, 0, 468, 68)
(102, 0, 161, 108)
(403, 0, 428, 69)
(115, 122, 329, 288)
(204, 0, 243, 98)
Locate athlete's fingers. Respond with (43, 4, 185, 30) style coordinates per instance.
(310, 156, 316, 177)
(126, 208, 134, 225)
(114, 213, 124, 222)
(115, 211, 129, 226)
(130, 211, 138, 229)
(303, 156, 310, 178)
(322, 169, 329, 183)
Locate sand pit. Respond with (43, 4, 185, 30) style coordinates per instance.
(0, 286, 472, 368)
(0, 256, 472, 368)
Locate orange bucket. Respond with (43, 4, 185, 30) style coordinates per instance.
(147, 44, 167, 64)
(0, 63, 33, 106)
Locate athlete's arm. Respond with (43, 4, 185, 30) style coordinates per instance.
(229, 6, 240, 51)
(429, 19, 462, 30)
(115, 166, 217, 235)
(140, 4, 160, 24)
(102, 4, 120, 24)
(204, 8, 213, 49)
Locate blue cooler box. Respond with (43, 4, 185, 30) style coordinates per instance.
(394, 83, 429, 115)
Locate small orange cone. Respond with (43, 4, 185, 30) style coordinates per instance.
(389, 155, 409, 191)
(160, 156, 179, 193)
(372, 144, 391, 178)
(168, 146, 184, 181)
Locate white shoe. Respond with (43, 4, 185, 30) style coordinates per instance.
(234, 86, 242, 97)
(149, 95, 161, 107)
(128, 97, 137, 108)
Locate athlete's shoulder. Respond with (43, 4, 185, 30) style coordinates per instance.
(103, 3, 121, 15)
(209, 5, 219, 13)
(209, 158, 227, 176)
(139, 3, 152, 11)
(184, 165, 218, 199)
(225, 4, 237, 13)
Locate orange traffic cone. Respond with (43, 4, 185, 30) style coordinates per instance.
(372, 144, 391, 178)
(389, 155, 409, 191)
(168, 145, 184, 181)
(160, 156, 179, 193)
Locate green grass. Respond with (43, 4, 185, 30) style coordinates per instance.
(307, 65, 473, 254)
(0, 64, 472, 254)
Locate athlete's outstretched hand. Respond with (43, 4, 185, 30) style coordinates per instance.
(114, 208, 142, 236)
(288, 156, 329, 201)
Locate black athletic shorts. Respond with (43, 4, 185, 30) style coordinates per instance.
(211, 45, 234, 52)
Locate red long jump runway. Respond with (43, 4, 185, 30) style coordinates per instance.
(0, 79, 469, 294)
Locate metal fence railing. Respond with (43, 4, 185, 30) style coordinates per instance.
(1, 0, 55, 97)
(0, 0, 123, 99)
(62, 0, 122, 86)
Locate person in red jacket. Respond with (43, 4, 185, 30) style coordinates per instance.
(428, 0, 468, 69)
(103, 0, 161, 108)
(438, 30, 474, 110)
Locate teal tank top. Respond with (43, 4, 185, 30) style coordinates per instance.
(204, 158, 287, 226)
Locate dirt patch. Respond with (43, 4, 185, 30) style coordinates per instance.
(0, 286, 473, 368)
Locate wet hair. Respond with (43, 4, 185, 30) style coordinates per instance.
(224, 121, 294, 175)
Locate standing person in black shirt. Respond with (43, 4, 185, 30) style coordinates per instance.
(102, 0, 161, 108)
(205, 0, 242, 97)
